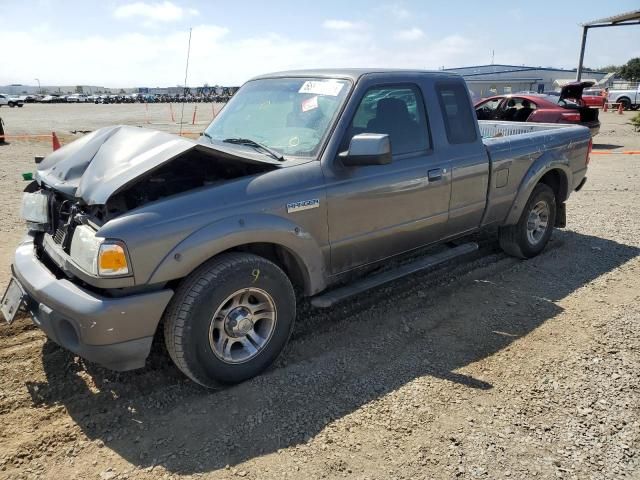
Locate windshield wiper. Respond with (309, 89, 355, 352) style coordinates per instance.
(201, 131, 214, 142)
(222, 137, 285, 162)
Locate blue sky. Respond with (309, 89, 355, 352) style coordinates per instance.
(1, 0, 639, 87)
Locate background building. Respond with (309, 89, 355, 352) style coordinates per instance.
(443, 64, 615, 98)
(0, 84, 116, 95)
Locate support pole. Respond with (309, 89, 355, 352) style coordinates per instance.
(576, 26, 589, 81)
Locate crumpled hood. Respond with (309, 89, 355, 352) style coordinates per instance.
(37, 126, 195, 205)
(36, 125, 279, 205)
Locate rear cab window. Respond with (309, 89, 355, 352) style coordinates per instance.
(436, 82, 477, 144)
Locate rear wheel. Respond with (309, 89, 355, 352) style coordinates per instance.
(499, 183, 556, 259)
(163, 252, 296, 388)
(619, 98, 631, 111)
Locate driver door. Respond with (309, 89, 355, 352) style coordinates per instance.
(325, 81, 452, 274)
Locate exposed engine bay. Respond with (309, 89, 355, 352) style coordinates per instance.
(36, 147, 277, 254)
(100, 148, 276, 221)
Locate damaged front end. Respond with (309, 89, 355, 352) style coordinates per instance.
(27, 125, 279, 288)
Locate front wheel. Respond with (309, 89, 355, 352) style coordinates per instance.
(499, 183, 556, 259)
(163, 252, 296, 388)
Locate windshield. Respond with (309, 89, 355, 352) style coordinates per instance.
(203, 77, 351, 159)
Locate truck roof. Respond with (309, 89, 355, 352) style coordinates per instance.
(250, 68, 460, 82)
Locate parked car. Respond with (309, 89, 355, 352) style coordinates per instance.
(607, 84, 640, 110)
(543, 89, 605, 108)
(582, 88, 606, 108)
(1, 69, 592, 387)
(39, 95, 62, 103)
(66, 94, 88, 103)
(475, 81, 600, 136)
(0, 94, 24, 107)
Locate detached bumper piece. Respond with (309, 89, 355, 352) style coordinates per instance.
(12, 237, 173, 371)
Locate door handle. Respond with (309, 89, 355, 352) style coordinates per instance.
(428, 168, 443, 182)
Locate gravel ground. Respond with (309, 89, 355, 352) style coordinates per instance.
(0, 105, 638, 480)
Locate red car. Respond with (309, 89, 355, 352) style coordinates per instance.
(475, 81, 600, 137)
(582, 88, 606, 108)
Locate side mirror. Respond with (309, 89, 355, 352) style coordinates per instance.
(339, 133, 392, 166)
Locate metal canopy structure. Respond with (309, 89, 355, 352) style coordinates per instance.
(576, 9, 640, 81)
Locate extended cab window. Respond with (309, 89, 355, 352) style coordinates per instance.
(346, 86, 430, 155)
(436, 83, 477, 144)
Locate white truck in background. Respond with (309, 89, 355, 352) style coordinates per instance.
(608, 84, 640, 110)
(0, 94, 24, 108)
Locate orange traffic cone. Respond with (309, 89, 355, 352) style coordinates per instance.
(52, 132, 61, 151)
(618, 102, 624, 115)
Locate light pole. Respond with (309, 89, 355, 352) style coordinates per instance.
(34, 78, 41, 94)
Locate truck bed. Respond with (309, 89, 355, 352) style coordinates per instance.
(479, 120, 591, 227)
(478, 120, 570, 138)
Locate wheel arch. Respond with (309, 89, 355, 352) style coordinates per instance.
(219, 242, 310, 295)
(148, 214, 328, 296)
(538, 168, 568, 205)
(618, 96, 631, 108)
(504, 161, 571, 226)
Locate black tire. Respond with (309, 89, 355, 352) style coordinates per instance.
(619, 98, 631, 111)
(163, 252, 296, 388)
(8, 102, 15, 108)
(499, 183, 556, 259)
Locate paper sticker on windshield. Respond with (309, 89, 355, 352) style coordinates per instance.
(301, 96, 319, 112)
(299, 81, 344, 96)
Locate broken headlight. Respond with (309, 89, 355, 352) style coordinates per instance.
(21, 192, 49, 231)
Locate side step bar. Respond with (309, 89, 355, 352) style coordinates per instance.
(311, 242, 479, 308)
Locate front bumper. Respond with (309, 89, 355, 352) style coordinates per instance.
(12, 236, 174, 371)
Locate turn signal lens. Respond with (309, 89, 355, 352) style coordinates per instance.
(98, 243, 129, 276)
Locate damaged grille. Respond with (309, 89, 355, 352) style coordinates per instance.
(53, 226, 66, 245)
(44, 194, 80, 253)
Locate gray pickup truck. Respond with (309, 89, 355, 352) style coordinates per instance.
(1, 69, 591, 387)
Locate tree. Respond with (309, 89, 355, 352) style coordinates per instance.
(75, 85, 84, 93)
(588, 64, 621, 73)
(619, 58, 640, 82)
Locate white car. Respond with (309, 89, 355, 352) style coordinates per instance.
(66, 94, 88, 103)
(0, 94, 24, 107)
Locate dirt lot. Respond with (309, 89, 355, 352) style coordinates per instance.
(0, 105, 638, 480)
